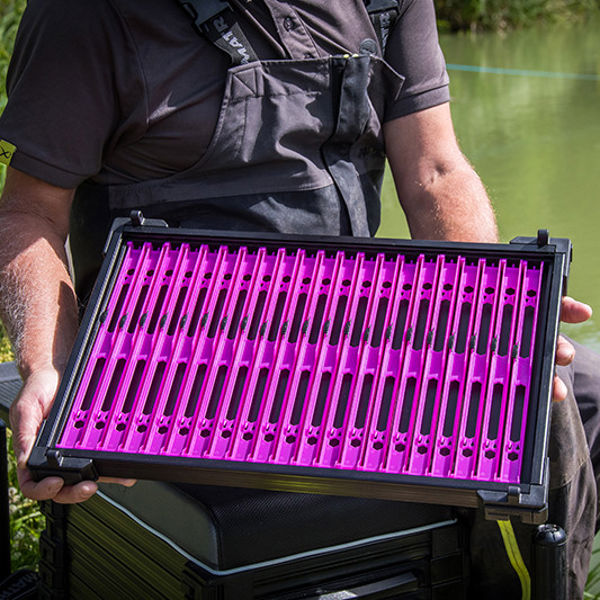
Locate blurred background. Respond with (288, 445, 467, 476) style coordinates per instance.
(380, 4, 600, 354)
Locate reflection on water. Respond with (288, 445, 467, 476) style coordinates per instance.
(380, 14, 600, 351)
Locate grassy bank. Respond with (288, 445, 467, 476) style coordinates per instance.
(0, 0, 24, 97)
(435, 0, 599, 31)
(1, 0, 38, 574)
(0, 0, 25, 193)
(5, 429, 45, 571)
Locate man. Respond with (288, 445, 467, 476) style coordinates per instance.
(0, 1, 596, 597)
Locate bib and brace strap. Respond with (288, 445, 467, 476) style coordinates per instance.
(176, 0, 401, 63)
(363, 0, 400, 54)
(174, 1, 399, 237)
(176, 0, 258, 65)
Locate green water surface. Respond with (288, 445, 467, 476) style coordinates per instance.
(380, 14, 600, 351)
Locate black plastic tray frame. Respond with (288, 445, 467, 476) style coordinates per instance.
(28, 217, 571, 524)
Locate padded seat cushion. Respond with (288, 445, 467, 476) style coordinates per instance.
(99, 480, 454, 570)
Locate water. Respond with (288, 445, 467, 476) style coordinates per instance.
(379, 14, 600, 351)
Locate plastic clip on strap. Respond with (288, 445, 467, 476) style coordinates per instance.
(497, 520, 531, 600)
(176, 0, 258, 65)
(363, 0, 400, 54)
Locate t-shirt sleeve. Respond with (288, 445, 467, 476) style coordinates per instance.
(0, 0, 142, 188)
(383, 0, 450, 121)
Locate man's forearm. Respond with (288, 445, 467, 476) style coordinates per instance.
(397, 159, 498, 243)
(0, 209, 79, 377)
(0, 168, 78, 378)
(384, 104, 499, 244)
(0, 170, 116, 503)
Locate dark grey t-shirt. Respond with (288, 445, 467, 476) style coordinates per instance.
(0, 0, 449, 189)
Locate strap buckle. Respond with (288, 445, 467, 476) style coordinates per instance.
(364, 0, 400, 13)
(178, 0, 230, 26)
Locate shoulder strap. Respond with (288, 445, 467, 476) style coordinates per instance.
(363, 0, 401, 54)
(178, 0, 400, 63)
(176, 0, 258, 65)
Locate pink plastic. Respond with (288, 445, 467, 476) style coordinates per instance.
(58, 240, 543, 484)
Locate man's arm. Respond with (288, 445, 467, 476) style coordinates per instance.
(0, 168, 78, 376)
(384, 102, 498, 243)
(0, 167, 99, 502)
(384, 103, 592, 399)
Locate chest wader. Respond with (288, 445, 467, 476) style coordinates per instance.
(69, 5, 403, 299)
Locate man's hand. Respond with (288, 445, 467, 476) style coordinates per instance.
(10, 367, 98, 502)
(0, 169, 132, 502)
(553, 296, 593, 402)
(9, 366, 136, 504)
